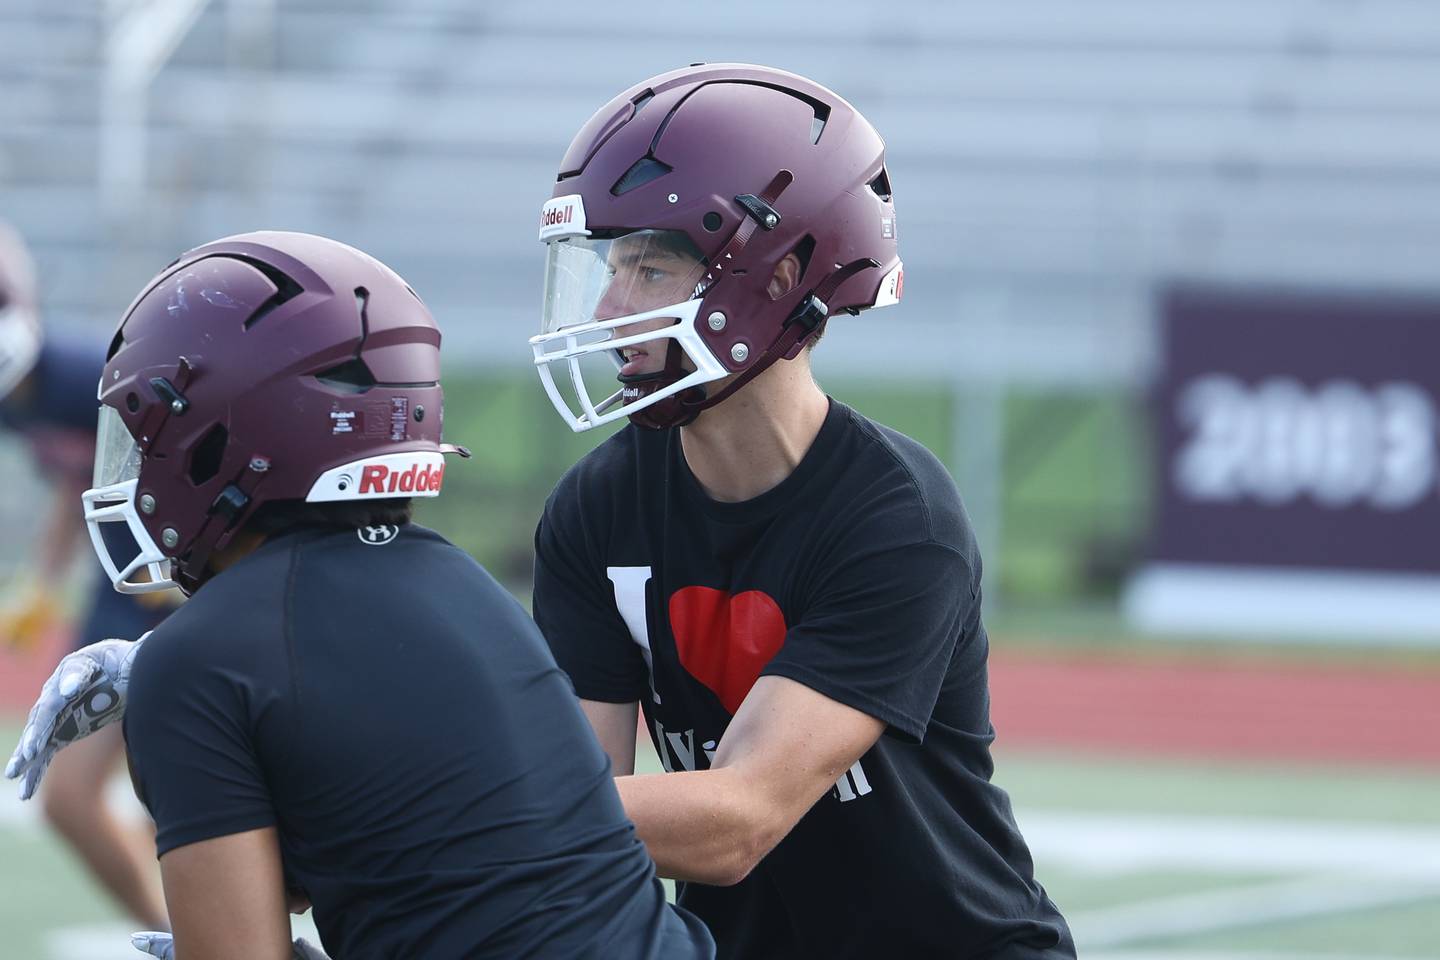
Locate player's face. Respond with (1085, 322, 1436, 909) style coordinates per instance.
(597, 236, 706, 378)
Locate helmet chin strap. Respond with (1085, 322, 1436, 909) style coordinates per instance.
(621, 257, 880, 431)
(619, 340, 706, 430)
(174, 454, 272, 593)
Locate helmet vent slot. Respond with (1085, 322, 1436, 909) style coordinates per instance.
(106, 328, 125, 361)
(315, 359, 376, 394)
(234, 256, 303, 329)
(868, 168, 893, 202)
(188, 424, 229, 485)
(611, 157, 674, 196)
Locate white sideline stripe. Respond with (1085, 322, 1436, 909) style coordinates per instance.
(0, 776, 145, 826)
(1087, 953, 1425, 960)
(1071, 874, 1440, 948)
(1017, 810, 1440, 879)
(1124, 563, 1440, 642)
(48, 924, 146, 960)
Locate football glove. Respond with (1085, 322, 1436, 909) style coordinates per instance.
(5, 634, 145, 799)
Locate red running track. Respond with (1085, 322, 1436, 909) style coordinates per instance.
(988, 649, 1440, 766)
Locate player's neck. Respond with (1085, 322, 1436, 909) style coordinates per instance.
(207, 529, 267, 576)
(678, 355, 829, 503)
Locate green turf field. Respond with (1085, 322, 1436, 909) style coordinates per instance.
(6, 717, 1434, 959)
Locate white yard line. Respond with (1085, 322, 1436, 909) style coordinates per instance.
(1071, 874, 1440, 948)
(1017, 810, 1440, 880)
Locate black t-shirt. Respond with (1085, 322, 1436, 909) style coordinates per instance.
(534, 400, 1074, 960)
(124, 523, 713, 960)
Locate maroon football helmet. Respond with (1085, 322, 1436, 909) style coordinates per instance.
(530, 63, 903, 431)
(83, 231, 466, 595)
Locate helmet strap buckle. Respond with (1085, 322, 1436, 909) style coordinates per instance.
(785, 294, 829, 332)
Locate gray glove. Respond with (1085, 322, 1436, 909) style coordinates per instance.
(5, 634, 144, 799)
(131, 931, 331, 959)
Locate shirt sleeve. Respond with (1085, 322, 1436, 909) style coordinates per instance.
(762, 539, 975, 744)
(532, 495, 649, 704)
(123, 629, 278, 856)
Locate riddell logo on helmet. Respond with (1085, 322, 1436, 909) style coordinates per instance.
(358, 461, 446, 495)
(538, 194, 589, 241)
(873, 261, 905, 309)
(306, 451, 448, 502)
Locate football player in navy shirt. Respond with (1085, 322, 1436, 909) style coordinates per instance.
(528, 65, 1075, 959)
(9, 231, 713, 959)
(0, 220, 173, 930)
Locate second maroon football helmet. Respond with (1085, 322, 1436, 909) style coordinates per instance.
(530, 63, 903, 431)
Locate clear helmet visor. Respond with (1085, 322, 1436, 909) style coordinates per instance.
(93, 405, 142, 488)
(532, 230, 728, 432)
(83, 406, 175, 593)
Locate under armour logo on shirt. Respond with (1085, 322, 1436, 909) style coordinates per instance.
(357, 524, 400, 545)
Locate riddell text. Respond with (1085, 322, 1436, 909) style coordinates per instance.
(541, 206, 575, 228)
(359, 462, 445, 495)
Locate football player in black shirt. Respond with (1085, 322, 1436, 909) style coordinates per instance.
(8, 231, 713, 959)
(529, 64, 1075, 959)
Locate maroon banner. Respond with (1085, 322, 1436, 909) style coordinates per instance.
(1152, 285, 1440, 575)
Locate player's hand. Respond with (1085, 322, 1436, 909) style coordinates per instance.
(4, 635, 144, 799)
(131, 931, 331, 959)
(0, 579, 62, 652)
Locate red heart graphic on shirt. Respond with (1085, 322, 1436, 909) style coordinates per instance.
(668, 586, 787, 715)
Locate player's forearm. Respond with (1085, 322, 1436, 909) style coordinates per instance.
(614, 767, 778, 887)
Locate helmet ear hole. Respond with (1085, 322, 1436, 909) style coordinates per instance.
(790, 234, 815, 280)
(868, 168, 893, 202)
(188, 424, 229, 486)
